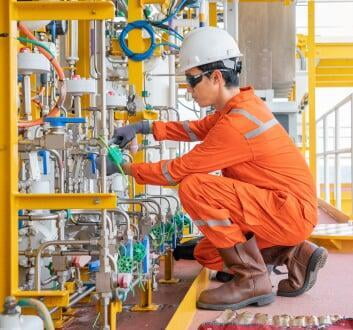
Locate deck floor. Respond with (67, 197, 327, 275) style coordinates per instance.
(189, 210, 353, 329)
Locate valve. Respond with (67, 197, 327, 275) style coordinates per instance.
(44, 116, 86, 127)
(87, 153, 98, 174)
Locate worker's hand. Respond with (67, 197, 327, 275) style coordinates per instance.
(122, 162, 132, 176)
(95, 156, 119, 176)
(111, 121, 151, 148)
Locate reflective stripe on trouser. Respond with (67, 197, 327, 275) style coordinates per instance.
(178, 173, 314, 251)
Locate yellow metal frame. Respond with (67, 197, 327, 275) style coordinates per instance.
(0, 0, 114, 315)
(12, 1, 115, 20)
(159, 249, 180, 284)
(166, 268, 210, 330)
(77, 20, 91, 116)
(307, 0, 316, 179)
(14, 193, 116, 210)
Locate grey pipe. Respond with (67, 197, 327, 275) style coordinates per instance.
(44, 149, 64, 193)
(118, 198, 162, 222)
(41, 275, 58, 286)
(35, 240, 96, 290)
(20, 250, 100, 257)
(142, 195, 171, 211)
(19, 214, 59, 221)
(50, 286, 96, 314)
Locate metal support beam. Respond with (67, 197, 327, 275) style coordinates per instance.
(0, 0, 19, 305)
(308, 0, 317, 180)
(13, 0, 114, 21)
(128, 0, 145, 196)
(15, 193, 117, 210)
(209, 2, 217, 27)
(77, 20, 91, 117)
(316, 43, 353, 60)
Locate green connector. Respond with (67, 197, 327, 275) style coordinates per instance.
(98, 136, 128, 184)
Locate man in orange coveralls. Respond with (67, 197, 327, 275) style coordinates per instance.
(110, 27, 328, 310)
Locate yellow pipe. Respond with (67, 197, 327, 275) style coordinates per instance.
(128, 0, 145, 198)
(209, 2, 217, 27)
(131, 280, 158, 311)
(77, 20, 91, 117)
(0, 0, 19, 303)
(159, 250, 180, 284)
(308, 0, 316, 180)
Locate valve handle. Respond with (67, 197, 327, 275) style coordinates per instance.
(44, 116, 86, 127)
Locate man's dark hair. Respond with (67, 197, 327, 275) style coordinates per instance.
(197, 57, 241, 88)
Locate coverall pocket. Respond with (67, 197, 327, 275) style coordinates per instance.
(273, 191, 288, 211)
(232, 182, 262, 226)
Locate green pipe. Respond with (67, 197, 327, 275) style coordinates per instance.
(17, 37, 55, 58)
(18, 298, 54, 330)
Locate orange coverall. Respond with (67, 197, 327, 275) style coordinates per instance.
(131, 86, 317, 271)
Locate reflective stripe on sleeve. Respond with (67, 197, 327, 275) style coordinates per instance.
(182, 120, 199, 141)
(193, 219, 233, 227)
(161, 160, 177, 186)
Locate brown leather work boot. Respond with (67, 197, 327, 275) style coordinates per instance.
(261, 241, 328, 297)
(197, 235, 274, 310)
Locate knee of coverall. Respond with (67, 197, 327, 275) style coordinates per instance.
(178, 173, 206, 202)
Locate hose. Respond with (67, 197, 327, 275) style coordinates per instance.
(17, 22, 66, 128)
(17, 37, 55, 58)
(119, 20, 180, 61)
(18, 298, 55, 330)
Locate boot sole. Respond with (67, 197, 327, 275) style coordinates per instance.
(277, 247, 328, 297)
(196, 293, 275, 311)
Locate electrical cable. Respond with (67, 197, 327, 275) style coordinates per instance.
(119, 20, 179, 61)
(17, 37, 56, 58)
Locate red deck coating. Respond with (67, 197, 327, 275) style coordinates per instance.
(64, 259, 201, 330)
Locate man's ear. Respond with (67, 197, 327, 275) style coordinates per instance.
(212, 70, 223, 85)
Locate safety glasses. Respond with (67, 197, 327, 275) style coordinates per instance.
(185, 69, 231, 88)
(185, 71, 212, 88)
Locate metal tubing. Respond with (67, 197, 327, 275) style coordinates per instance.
(142, 195, 171, 212)
(20, 250, 100, 257)
(74, 95, 82, 117)
(34, 240, 95, 290)
(23, 75, 32, 120)
(118, 198, 162, 222)
(19, 214, 60, 221)
(45, 149, 64, 193)
(50, 285, 96, 314)
(145, 194, 180, 211)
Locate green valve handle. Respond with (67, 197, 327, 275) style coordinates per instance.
(117, 256, 134, 273)
(98, 136, 128, 184)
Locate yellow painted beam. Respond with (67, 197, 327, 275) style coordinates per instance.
(128, 0, 145, 197)
(166, 268, 210, 330)
(316, 81, 353, 88)
(209, 2, 217, 27)
(316, 67, 353, 75)
(316, 43, 353, 60)
(14, 290, 70, 307)
(13, 0, 115, 21)
(14, 193, 117, 210)
(77, 21, 91, 117)
(318, 59, 353, 67)
(308, 0, 316, 179)
(0, 0, 19, 304)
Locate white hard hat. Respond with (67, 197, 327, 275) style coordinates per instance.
(178, 27, 242, 73)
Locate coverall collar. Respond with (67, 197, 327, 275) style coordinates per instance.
(218, 86, 254, 115)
